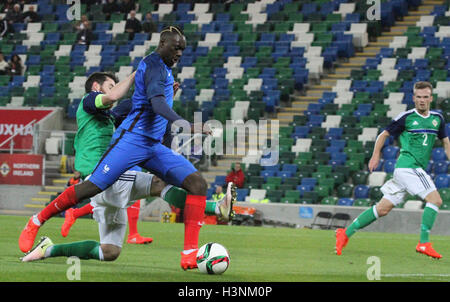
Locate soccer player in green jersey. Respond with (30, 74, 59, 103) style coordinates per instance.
(20, 71, 236, 258)
(335, 81, 450, 258)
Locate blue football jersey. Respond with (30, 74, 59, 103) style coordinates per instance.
(118, 52, 175, 141)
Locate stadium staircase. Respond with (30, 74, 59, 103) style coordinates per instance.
(276, 0, 444, 127)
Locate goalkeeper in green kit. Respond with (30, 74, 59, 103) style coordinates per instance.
(335, 81, 450, 258)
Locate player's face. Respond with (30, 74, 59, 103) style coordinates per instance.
(161, 34, 186, 67)
(413, 88, 432, 113)
(99, 77, 116, 94)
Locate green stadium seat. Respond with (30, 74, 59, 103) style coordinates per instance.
(321, 196, 338, 205)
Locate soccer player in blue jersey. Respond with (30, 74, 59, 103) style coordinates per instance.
(20, 26, 211, 270)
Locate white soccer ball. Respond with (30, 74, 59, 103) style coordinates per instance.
(196, 242, 230, 274)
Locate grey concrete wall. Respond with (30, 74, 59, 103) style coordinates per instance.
(0, 185, 41, 214)
(237, 202, 450, 236)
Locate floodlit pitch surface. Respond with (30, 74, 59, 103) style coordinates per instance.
(1, 215, 449, 282)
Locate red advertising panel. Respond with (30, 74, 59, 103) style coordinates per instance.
(0, 154, 44, 185)
(0, 109, 53, 151)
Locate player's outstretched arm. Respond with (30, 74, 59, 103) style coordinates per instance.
(442, 137, 450, 160)
(102, 71, 136, 106)
(368, 130, 390, 172)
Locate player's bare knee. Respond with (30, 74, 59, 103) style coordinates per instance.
(183, 173, 207, 195)
(425, 190, 443, 208)
(150, 176, 166, 196)
(432, 196, 443, 208)
(100, 244, 121, 261)
(377, 207, 390, 217)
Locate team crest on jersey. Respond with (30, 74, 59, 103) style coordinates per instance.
(102, 164, 110, 174)
(432, 119, 438, 127)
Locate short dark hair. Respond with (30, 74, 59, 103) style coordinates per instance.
(414, 81, 433, 94)
(85, 72, 118, 93)
(160, 25, 184, 42)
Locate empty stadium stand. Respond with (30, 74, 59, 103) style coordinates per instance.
(0, 0, 448, 212)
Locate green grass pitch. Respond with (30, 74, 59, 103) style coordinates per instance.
(1, 215, 450, 282)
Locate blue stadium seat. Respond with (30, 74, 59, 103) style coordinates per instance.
(42, 65, 55, 73)
(223, 45, 240, 57)
(377, 48, 394, 58)
(354, 185, 370, 199)
(27, 55, 41, 65)
(297, 185, 313, 195)
(292, 126, 310, 139)
(236, 189, 249, 201)
(301, 178, 317, 187)
(383, 159, 396, 173)
(14, 45, 27, 54)
(330, 153, 347, 165)
(434, 174, 449, 189)
(261, 170, 276, 180)
(277, 171, 293, 179)
(40, 86, 55, 97)
(396, 58, 413, 70)
(382, 146, 399, 159)
(433, 161, 449, 174)
(206, 187, 214, 200)
(329, 139, 346, 150)
(264, 164, 280, 171)
(432, 148, 446, 161)
(215, 13, 230, 23)
(44, 33, 60, 44)
(282, 164, 297, 173)
(214, 175, 227, 186)
(326, 146, 341, 154)
(325, 128, 343, 140)
(364, 58, 380, 70)
(338, 198, 354, 206)
(307, 115, 324, 127)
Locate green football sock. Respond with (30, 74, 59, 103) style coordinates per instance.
(161, 185, 217, 215)
(48, 240, 102, 260)
(420, 203, 439, 243)
(345, 206, 378, 237)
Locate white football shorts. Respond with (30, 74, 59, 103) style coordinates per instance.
(87, 170, 154, 247)
(380, 168, 437, 206)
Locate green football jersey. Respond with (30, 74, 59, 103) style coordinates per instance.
(74, 92, 115, 178)
(386, 109, 447, 170)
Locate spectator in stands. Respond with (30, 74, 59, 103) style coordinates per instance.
(119, 0, 136, 14)
(142, 12, 157, 34)
(125, 10, 141, 40)
(8, 54, 23, 76)
(103, 0, 120, 19)
(0, 15, 11, 40)
(211, 185, 225, 201)
(21, 5, 41, 23)
(76, 20, 94, 45)
(6, 4, 23, 24)
(1, 0, 15, 13)
(73, 14, 90, 32)
(66, 171, 82, 188)
(0, 52, 9, 75)
(225, 162, 245, 188)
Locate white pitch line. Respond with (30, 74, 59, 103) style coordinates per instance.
(382, 273, 450, 278)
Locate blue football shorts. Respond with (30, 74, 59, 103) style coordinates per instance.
(89, 129, 197, 190)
